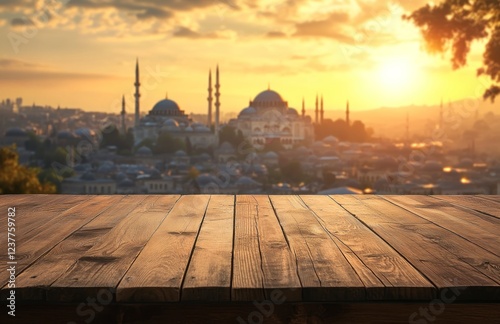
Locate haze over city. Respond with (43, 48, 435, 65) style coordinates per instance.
(1, 0, 498, 114)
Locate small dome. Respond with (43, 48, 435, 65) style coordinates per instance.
(118, 178, 135, 187)
(287, 108, 298, 115)
(80, 172, 96, 181)
(185, 126, 193, 132)
(175, 150, 187, 157)
(5, 127, 27, 137)
(163, 119, 179, 127)
(75, 128, 95, 138)
(196, 174, 219, 187)
(323, 135, 339, 144)
(264, 151, 278, 159)
(236, 176, 261, 186)
(239, 107, 256, 117)
(137, 146, 153, 156)
(152, 99, 180, 112)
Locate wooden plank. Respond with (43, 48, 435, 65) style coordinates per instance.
(116, 195, 209, 302)
(8, 195, 92, 240)
(333, 195, 500, 301)
(10, 195, 149, 301)
(232, 195, 301, 302)
(232, 196, 265, 301)
(385, 195, 500, 256)
(0, 195, 117, 287)
(182, 195, 234, 301)
(269, 195, 365, 301)
(478, 195, 500, 203)
(47, 195, 180, 302)
(300, 195, 435, 300)
(435, 195, 500, 220)
(0, 195, 86, 230)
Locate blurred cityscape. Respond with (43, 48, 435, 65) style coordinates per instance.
(1, 62, 500, 195)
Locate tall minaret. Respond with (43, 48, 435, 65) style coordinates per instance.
(346, 100, 350, 126)
(207, 69, 213, 127)
(315, 94, 319, 124)
(134, 58, 141, 128)
(406, 112, 410, 144)
(215, 65, 220, 139)
(320, 95, 324, 124)
(301, 97, 305, 117)
(121, 95, 126, 135)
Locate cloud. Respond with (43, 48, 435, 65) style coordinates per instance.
(293, 12, 353, 42)
(10, 17, 34, 26)
(266, 31, 287, 38)
(172, 26, 227, 39)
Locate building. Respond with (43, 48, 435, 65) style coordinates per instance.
(228, 88, 314, 150)
(132, 60, 218, 150)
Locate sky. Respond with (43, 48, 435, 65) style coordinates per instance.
(0, 0, 495, 116)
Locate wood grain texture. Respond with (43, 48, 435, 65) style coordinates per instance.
(333, 195, 500, 301)
(385, 195, 500, 256)
(48, 195, 180, 302)
(232, 195, 302, 302)
(10, 195, 148, 301)
(270, 195, 366, 301)
(0, 195, 113, 287)
(181, 195, 234, 301)
(435, 195, 500, 220)
(300, 195, 435, 300)
(116, 195, 208, 302)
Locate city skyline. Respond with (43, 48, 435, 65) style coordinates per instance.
(0, 0, 497, 114)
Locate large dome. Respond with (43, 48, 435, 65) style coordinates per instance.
(253, 90, 284, 104)
(152, 99, 180, 112)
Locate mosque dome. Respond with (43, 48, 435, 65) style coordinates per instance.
(137, 146, 153, 156)
(250, 89, 288, 109)
(163, 119, 179, 127)
(253, 90, 284, 104)
(152, 99, 180, 112)
(239, 107, 256, 117)
(287, 108, 298, 115)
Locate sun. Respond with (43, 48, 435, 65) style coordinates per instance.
(377, 58, 418, 93)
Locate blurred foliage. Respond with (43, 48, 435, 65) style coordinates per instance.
(406, 0, 500, 102)
(0, 146, 56, 194)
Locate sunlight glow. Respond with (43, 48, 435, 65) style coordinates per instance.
(377, 58, 419, 93)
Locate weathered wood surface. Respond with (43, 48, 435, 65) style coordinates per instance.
(1, 194, 499, 304)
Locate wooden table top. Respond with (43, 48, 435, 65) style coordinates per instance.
(0, 194, 499, 303)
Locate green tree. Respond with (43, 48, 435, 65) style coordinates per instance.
(154, 132, 185, 154)
(0, 146, 56, 194)
(219, 126, 246, 147)
(406, 0, 500, 101)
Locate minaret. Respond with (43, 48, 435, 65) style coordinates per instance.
(215, 65, 220, 139)
(121, 95, 126, 135)
(207, 69, 213, 127)
(320, 95, 324, 124)
(301, 97, 305, 117)
(134, 58, 141, 128)
(439, 98, 444, 129)
(315, 94, 319, 124)
(346, 100, 350, 126)
(406, 112, 410, 144)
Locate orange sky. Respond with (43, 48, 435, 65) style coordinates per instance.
(0, 0, 495, 115)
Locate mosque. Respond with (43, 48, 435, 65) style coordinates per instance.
(124, 59, 316, 151)
(126, 60, 219, 149)
(228, 88, 317, 150)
